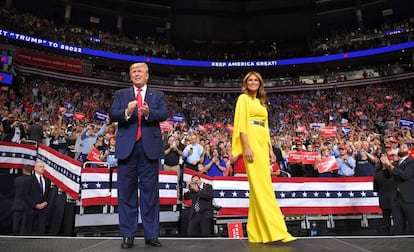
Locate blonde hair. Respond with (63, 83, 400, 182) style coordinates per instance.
(319, 147, 329, 157)
(129, 62, 149, 74)
(241, 71, 267, 106)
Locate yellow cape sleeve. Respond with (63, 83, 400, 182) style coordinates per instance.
(232, 94, 249, 157)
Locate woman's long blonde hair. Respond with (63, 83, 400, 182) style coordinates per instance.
(241, 71, 267, 106)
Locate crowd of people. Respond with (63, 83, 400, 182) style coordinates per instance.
(1, 75, 413, 180)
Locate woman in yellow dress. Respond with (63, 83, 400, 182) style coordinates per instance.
(232, 71, 296, 243)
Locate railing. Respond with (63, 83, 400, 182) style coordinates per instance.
(0, 141, 384, 233)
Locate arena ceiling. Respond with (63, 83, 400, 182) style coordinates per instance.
(10, 0, 414, 41)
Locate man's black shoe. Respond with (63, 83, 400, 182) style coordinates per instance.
(121, 237, 134, 249)
(145, 239, 162, 247)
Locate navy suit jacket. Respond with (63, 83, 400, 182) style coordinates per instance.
(109, 86, 168, 160)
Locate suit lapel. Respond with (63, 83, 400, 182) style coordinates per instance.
(129, 87, 135, 101)
(398, 158, 409, 169)
(145, 88, 154, 104)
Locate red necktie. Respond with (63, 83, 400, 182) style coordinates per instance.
(136, 88, 142, 140)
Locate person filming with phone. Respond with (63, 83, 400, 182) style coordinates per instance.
(183, 174, 214, 236)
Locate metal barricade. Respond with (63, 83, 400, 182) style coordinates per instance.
(79, 161, 111, 215)
(19, 139, 38, 147)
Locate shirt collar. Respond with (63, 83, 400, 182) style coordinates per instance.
(135, 85, 147, 95)
(399, 157, 407, 164)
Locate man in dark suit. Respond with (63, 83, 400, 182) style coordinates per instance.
(183, 174, 214, 236)
(11, 164, 33, 235)
(27, 117, 43, 145)
(381, 143, 414, 234)
(26, 161, 52, 234)
(373, 165, 393, 234)
(109, 62, 168, 249)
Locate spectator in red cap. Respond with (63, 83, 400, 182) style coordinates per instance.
(336, 144, 356, 176)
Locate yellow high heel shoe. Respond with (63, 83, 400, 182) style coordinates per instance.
(281, 236, 297, 243)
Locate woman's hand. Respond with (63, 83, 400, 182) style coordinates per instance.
(245, 147, 254, 162)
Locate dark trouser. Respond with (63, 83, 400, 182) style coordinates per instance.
(187, 211, 212, 237)
(33, 212, 47, 234)
(381, 208, 392, 234)
(13, 211, 28, 235)
(117, 140, 160, 240)
(392, 193, 414, 235)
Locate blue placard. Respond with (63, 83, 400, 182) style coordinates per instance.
(172, 114, 184, 123)
(93, 110, 108, 122)
(0, 72, 13, 85)
(0, 54, 10, 64)
(399, 118, 414, 129)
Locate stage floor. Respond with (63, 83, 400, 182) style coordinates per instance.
(1, 235, 414, 252)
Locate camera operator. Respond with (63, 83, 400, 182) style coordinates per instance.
(3, 114, 27, 143)
(183, 174, 214, 236)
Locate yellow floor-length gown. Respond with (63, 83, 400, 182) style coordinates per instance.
(232, 94, 295, 243)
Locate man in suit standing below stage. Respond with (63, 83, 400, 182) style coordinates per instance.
(183, 174, 214, 236)
(109, 62, 168, 249)
(27, 161, 51, 234)
(373, 164, 393, 234)
(11, 164, 33, 235)
(381, 143, 414, 234)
